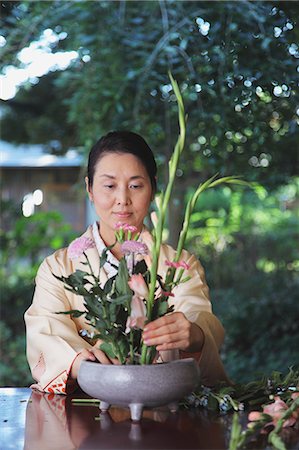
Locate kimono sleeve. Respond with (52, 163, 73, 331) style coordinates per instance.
(24, 251, 92, 394)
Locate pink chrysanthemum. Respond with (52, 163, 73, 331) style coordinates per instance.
(165, 260, 190, 270)
(121, 240, 149, 255)
(67, 236, 95, 260)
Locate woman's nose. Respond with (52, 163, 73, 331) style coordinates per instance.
(116, 188, 131, 205)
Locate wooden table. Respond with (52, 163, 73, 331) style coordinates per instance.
(0, 388, 297, 449)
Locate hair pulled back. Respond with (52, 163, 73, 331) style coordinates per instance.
(87, 131, 157, 194)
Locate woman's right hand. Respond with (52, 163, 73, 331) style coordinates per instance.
(70, 340, 120, 380)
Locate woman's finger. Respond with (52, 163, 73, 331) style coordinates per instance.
(144, 312, 188, 333)
(143, 313, 190, 341)
(143, 322, 178, 339)
(70, 349, 96, 379)
(92, 341, 121, 365)
(91, 347, 113, 364)
(144, 330, 189, 347)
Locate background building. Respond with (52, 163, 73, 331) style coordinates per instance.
(0, 140, 96, 232)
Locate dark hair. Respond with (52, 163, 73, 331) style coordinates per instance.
(87, 131, 157, 193)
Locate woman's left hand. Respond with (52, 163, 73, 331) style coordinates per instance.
(142, 312, 204, 353)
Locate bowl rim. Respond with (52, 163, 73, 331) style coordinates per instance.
(80, 357, 197, 370)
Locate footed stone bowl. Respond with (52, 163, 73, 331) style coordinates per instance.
(78, 358, 200, 421)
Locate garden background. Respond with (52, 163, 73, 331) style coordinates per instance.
(0, 0, 298, 387)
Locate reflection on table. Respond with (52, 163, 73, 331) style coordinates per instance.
(23, 389, 227, 449)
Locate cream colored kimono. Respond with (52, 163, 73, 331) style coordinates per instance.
(25, 225, 229, 394)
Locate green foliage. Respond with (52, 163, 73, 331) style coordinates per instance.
(1, 1, 298, 186)
(186, 368, 299, 413)
(58, 250, 134, 363)
(55, 233, 178, 365)
(0, 202, 76, 386)
(213, 273, 299, 383)
(187, 178, 299, 382)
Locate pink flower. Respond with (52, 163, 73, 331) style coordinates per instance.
(125, 295, 147, 333)
(114, 222, 138, 232)
(128, 274, 149, 299)
(264, 396, 297, 427)
(165, 260, 190, 270)
(248, 396, 298, 429)
(248, 411, 263, 422)
(161, 291, 174, 297)
(67, 236, 95, 260)
(121, 240, 149, 255)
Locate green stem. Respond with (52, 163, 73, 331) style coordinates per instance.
(141, 343, 147, 363)
(129, 330, 134, 363)
(140, 73, 186, 364)
(84, 251, 99, 282)
(164, 175, 248, 289)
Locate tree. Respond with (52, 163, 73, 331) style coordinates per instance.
(1, 0, 298, 242)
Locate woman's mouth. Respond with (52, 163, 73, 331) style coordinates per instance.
(114, 212, 132, 219)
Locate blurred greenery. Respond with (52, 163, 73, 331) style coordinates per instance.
(0, 201, 76, 386)
(187, 178, 299, 381)
(1, 1, 298, 186)
(0, 1, 298, 386)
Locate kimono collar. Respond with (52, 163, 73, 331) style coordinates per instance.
(91, 221, 154, 278)
(92, 222, 119, 278)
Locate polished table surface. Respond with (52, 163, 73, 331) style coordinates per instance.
(0, 388, 233, 449)
(1, 387, 297, 450)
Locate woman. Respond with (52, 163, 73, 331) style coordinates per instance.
(25, 131, 229, 394)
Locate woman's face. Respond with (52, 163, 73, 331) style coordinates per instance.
(86, 152, 153, 243)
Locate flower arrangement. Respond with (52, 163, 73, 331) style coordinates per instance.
(56, 221, 191, 365)
(55, 73, 246, 365)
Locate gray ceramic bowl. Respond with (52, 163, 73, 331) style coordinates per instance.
(78, 358, 200, 421)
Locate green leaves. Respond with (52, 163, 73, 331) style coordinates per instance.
(115, 259, 131, 297)
(54, 269, 89, 287)
(100, 242, 117, 268)
(54, 242, 136, 363)
(55, 309, 84, 318)
(151, 297, 174, 321)
(99, 342, 117, 360)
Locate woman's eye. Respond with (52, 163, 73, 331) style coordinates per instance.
(130, 184, 142, 189)
(104, 185, 114, 189)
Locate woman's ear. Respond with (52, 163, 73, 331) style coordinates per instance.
(85, 177, 93, 202)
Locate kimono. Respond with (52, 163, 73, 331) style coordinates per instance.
(25, 224, 229, 394)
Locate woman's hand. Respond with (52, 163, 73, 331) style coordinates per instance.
(142, 312, 204, 353)
(70, 340, 120, 380)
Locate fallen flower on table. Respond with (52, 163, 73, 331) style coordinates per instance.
(248, 395, 298, 429)
(229, 393, 299, 450)
(182, 369, 299, 450)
